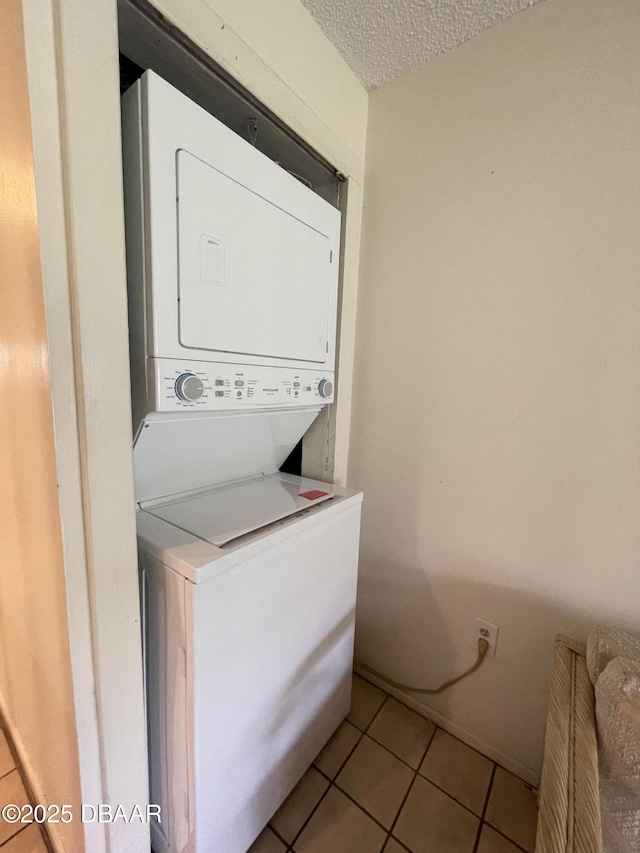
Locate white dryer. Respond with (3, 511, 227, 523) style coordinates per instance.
(121, 70, 341, 440)
(121, 71, 361, 853)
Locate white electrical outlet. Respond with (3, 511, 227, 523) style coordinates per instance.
(470, 618, 499, 658)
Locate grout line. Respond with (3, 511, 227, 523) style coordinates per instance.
(317, 697, 422, 849)
(355, 673, 537, 792)
(284, 776, 333, 850)
(434, 725, 507, 766)
(318, 723, 366, 782)
(0, 725, 53, 853)
(472, 762, 496, 853)
(417, 774, 488, 821)
(360, 676, 520, 787)
(0, 825, 42, 850)
(364, 731, 430, 775)
(355, 673, 436, 725)
(387, 766, 419, 840)
(0, 824, 49, 851)
(323, 719, 495, 842)
(491, 763, 538, 793)
(418, 722, 438, 765)
(482, 820, 531, 853)
(280, 678, 534, 853)
(286, 721, 420, 849)
(281, 695, 384, 852)
(0, 826, 23, 849)
(384, 834, 412, 852)
(358, 701, 438, 778)
(278, 716, 370, 850)
(268, 823, 290, 848)
(285, 756, 526, 853)
(332, 721, 488, 849)
(330, 781, 396, 835)
(357, 678, 538, 816)
(336, 717, 490, 824)
(363, 695, 388, 733)
(313, 764, 331, 782)
(383, 724, 438, 845)
(481, 763, 497, 820)
(375, 737, 488, 825)
(480, 765, 534, 853)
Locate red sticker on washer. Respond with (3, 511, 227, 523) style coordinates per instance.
(299, 490, 329, 501)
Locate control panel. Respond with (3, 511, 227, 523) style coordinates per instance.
(150, 358, 335, 412)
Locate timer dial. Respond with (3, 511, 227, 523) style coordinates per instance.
(175, 373, 204, 402)
(317, 379, 333, 399)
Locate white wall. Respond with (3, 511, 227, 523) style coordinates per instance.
(351, 0, 640, 781)
(157, 0, 368, 165)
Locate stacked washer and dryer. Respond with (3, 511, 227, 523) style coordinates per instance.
(121, 71, 362, 853)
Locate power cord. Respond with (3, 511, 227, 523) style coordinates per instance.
(355, 637, 490, 696)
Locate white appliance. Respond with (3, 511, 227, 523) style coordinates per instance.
(121, 70, 341, 438)
(121, 71, 361, 853)
(138, 474, 361, 853)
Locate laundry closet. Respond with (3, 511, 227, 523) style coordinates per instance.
(118, 2, 362, 852)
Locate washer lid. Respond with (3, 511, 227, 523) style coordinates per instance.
(143, 474, 335, 547)
(133, 407, 321, 504)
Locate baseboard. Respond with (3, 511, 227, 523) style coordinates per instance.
(354, 664, 539, 787)
(0, 692, 61, 852)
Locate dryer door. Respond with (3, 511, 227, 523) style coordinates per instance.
(177, 150, 332, 364)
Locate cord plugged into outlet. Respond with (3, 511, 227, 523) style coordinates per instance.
(355, 634, 490, 696)
(470, 618, 499, 658)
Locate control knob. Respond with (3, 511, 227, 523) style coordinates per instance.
(317, 379, 333, 399)
(175, 373, 204, 402)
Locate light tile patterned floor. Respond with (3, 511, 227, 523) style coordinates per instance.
(252, 674, 538, 853)
(0, 730, 49, 851)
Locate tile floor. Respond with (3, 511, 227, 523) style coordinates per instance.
(0, 677, 537, 853)
(251, 674, 538, 853)
(0, 729, 49, 851)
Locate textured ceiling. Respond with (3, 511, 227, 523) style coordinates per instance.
(300, 0, 544, 89)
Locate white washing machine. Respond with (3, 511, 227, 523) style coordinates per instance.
(121, 72, 361, 853)
(138, 472, 361, 853)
